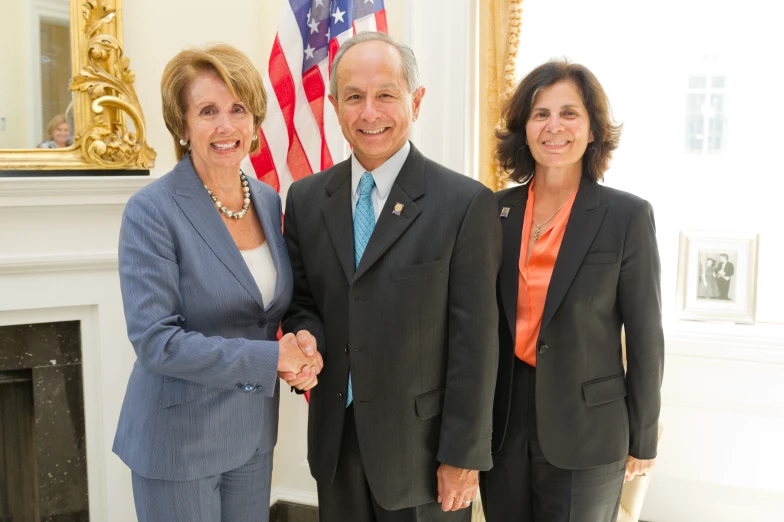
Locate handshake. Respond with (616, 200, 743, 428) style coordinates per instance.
(277, 330, 323, 391)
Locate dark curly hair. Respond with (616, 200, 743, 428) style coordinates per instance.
(496, 59, 622, 183)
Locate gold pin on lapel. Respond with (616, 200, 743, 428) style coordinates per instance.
(500, 207, 511, 219)
(392, 202, 404, 216)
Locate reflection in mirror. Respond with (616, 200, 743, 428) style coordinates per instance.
(39, 16, 73, 149)
(0, 0, 72, 150)
(0, 0, 155, 172)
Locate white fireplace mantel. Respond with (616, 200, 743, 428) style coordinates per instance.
(0, 174, 153, 521)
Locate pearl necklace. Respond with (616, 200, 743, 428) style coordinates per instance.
(203, 171, 251, 220)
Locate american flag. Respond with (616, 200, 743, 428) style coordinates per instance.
(249, 0, 388, 198)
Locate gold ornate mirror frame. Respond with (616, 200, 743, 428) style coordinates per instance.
(0, 0, 155, 170)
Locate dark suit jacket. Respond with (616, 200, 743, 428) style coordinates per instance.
(282, 143, 501, 510)
(718, 261, 734, 278)
(491, 177, 664, 470)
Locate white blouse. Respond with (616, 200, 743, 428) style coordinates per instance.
(240, 242, 277, 309)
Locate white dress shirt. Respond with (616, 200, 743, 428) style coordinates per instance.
(350, 141, 411, 220)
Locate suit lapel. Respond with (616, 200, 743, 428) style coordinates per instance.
(172, 156, 266, 310)
(498, 186, 528, 340)
(321, 160, 356, 283)
(353, 144, 424, 282)
(541, 177, 607, 330)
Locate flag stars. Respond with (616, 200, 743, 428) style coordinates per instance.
(304, 43, 315, 60)
(314, 0, 324, 6)
(308, 18, 320, 34)
(332, 6, 345, 24)
(365, 0, 375, 3)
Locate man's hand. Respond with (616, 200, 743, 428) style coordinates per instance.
(625, 455, 655, 482)
(278, 330, 323, 391)
(436, 463, 478, 512)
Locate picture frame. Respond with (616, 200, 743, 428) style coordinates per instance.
(675, 231, 759, 324)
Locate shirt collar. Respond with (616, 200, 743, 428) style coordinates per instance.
(351, 141, 411, 200)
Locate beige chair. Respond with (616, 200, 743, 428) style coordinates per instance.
(472, 329, 661, 522)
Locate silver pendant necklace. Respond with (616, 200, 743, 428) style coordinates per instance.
(532, 199, 569, 241)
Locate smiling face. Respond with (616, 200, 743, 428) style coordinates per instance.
(525, 80, 593, 175)
(184, 70, 254, 175)
(51, 122, 71, 147)
(329, 40, 424, 172)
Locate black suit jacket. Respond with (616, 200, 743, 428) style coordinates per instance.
(491, 177, 664, 469)
(282, 143, 502, 510)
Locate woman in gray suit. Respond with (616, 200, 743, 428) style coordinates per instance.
(113, 44, 322, 521)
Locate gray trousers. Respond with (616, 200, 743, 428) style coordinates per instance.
(131, 448, 273, 522)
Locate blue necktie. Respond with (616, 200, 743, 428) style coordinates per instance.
(347, 172, 375, 407)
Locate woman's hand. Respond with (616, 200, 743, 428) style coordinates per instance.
(278, 331, 323, 390)
(624, 455, 655, 482)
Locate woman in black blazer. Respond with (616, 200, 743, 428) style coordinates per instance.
(479, 60, 664, 522)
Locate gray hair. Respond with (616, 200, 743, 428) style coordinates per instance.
(329, 31, 420, 99)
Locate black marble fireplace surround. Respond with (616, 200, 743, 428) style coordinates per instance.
(0, 321, 88, 521)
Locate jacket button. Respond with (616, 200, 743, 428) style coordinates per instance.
(337, 392, 344, 402)
(254, 385, 263, 392)
(539, 344, 548, 355)
(244, 384, 254, 392)
(258, 318, 268, 328)
(344, 343, 349, 353)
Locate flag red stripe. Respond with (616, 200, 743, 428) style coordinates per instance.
(251, 132, 280, 192)
(268, 36, 298, 148)
(287, 132, 313, 181)
(375, 10, 389, 33)
(302, 67, 334, 170)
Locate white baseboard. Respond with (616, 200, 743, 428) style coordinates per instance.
(270, 487, 319, 508)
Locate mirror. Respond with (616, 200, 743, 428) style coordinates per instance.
(0, 0, 155, 171)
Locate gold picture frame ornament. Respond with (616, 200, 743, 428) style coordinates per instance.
(0, 0, 155, 170)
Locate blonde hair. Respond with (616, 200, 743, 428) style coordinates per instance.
(160, 44, 267, 161)
(44, 114, 69, 141)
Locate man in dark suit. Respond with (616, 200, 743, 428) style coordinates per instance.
(280, 32, 501, 521)
(717, 253, 735, 300)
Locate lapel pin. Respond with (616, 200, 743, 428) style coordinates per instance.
(392, 202, 404, 216)
(500, 207, 511, 219)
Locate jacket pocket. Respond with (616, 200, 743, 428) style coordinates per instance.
(582, 373, 627, 407)
(415, 388, 445, 419)
(391, 259, 448, 282)
(583, 252, 617, 264)
(160, 377, 210, 408)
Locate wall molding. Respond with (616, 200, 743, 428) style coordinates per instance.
(403, 0, 476, 177)
(665, 320, 784, 364)
(0, 176, 152, 207)
(270, 487, 319, 508)
(0, 251, 117, 275)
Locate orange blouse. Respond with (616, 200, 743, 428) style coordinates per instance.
(515, 181, 577, 366)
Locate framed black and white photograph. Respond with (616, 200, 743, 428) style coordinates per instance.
(676, 231, 759, 324)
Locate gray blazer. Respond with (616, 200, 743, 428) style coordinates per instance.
(113, 155, 292, 481)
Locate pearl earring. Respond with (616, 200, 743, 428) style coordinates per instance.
(252, 134, 258, 141)
(179, 138, 188, 146)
